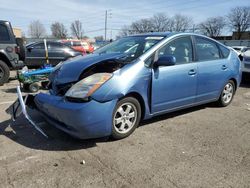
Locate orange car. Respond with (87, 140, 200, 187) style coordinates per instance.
(61, 40, 87, 55)
(81, 41, 94, 53)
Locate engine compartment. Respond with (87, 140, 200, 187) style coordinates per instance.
(79, 60, 126, 80)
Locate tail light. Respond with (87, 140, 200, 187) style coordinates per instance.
(15, 46, 20, 54)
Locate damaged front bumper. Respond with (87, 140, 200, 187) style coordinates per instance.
(6, 86, 118, 139)
(6, 86, 48, 138)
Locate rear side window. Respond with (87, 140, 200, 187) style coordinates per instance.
(48, 42, 63, 49)
(195, 37, 220, 61)
(73, 41, 81, 46)
(0, 24, 10, 41)
(64, 41, 72, 46)
(219, 45, 230, 58)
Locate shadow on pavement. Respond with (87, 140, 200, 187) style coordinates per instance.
(0, 102, 211, 151)
(140, 103, 209, 126)
(0, 113, 109, 151)
(240, 73, 250, 88)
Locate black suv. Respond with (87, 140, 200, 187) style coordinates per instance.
(0, 20, 24, 85)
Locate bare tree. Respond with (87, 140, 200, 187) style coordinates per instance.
(28, 20, 46, 38)
(70, 20, 83, 39)
(227, 6, 250, 39)
(199, 16, 226, 37)
(130, 18, 154, 33)
(118, 25, 138, 37)
(51, 22, 67, 39)
(170, 14, 193, 32)
(151, 13, 172, 32)
(94, 35, 104, 41)
(118, 13, 193, 37)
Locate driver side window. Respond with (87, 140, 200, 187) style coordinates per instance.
(158, 36, 193, 65)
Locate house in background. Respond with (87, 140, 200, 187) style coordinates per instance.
(232, 31, 250, 40)
(12, 27, 22, 38)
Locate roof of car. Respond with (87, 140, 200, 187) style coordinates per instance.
(129, 32, 206, 38)
(130, 32, 172, 37)
(26, 41, 63, 47)
(0, 20, 9, 23)
(231, 46, 247, 48)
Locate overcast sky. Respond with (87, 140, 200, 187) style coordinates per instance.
(1, 0, 249, 39)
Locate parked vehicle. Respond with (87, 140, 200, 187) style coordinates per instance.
(242, 49, 250, 73)
(231, 46, 250, 61)
(231, 46, 250, 54)
(25, 41, 82, 68)
(61, 40, 86, 55)
(0, 20, 24, 85)
(16, 33, 241, 140)
(81, 41, 94, 53)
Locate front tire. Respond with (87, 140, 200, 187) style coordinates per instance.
(111, 97, 141, 140)
(0, 60, 10, 86)
(217, 80, 235, 107)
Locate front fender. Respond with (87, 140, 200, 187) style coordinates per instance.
(91, 61, 152, 119)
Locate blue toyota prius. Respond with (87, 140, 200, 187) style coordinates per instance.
(33, 32, 241, 139)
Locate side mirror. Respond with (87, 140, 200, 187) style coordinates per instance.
(27, 46, 33, 52)
(155, 55, 176, 67)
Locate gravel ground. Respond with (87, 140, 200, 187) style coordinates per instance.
(0, 72, 250, 188)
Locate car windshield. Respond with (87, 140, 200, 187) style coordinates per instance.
(94, 36, 165, 61)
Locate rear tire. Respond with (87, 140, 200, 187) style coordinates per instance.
(111, 97, 141, 140)
(0, 60, 10, 86)
(217, 80, 235, 107)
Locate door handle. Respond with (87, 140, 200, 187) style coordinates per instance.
(221, 65, 228, 70)
(188, 69, 196, 75)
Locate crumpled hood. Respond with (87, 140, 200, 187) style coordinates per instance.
(50, 53, 127, 85)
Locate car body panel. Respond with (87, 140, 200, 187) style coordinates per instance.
(50, 53, 131, 85)
(35, 93, 117, 139)
(242, 50, 250, 73)
(25, 41, 82, 67)
(152, 63, 197, 113)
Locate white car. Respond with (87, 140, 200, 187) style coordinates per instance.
(242, 49, 250, 73)
(232, 46, 250, 54)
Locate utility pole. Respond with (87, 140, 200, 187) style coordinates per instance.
(105, 10, 107, 41)
(104, 10, 112, 41)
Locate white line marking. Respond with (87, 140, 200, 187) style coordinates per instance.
(0, 101, 14, 105)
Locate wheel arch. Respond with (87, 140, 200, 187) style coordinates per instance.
(229, 78, 237, 91)
(122, 92, 146, 121)
(0, 52, 12, 68)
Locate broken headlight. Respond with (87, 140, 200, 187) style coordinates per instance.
(65, 73, 112, 100)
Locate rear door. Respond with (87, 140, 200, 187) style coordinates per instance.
(47, 42, 66, 65)
(151, 36, 197, 113)
(194, 36, 231, 102)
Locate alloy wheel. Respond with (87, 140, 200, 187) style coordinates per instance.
(222, 82, 234, 104)
(113, 102, 137, 134)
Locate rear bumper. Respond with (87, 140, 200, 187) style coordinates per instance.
(11, 60, 24, 69)
(34, 93, 117, 139)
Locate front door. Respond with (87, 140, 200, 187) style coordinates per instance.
(151, 36, 197, 114)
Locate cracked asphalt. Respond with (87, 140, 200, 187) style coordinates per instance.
(0, 72, 250, 188)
